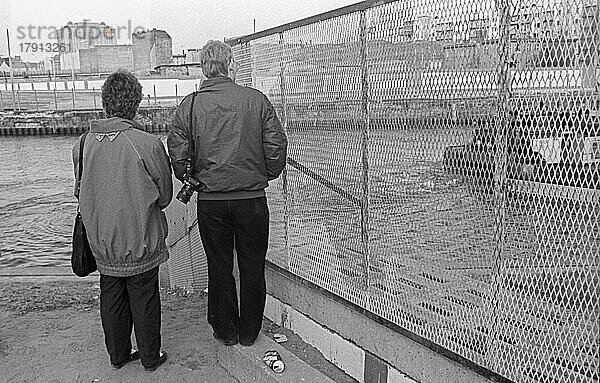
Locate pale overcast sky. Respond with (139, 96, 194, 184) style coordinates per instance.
(0, 0, 360, 61)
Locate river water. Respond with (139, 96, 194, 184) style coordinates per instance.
(0, 128, 468, 269)
(0, 136, 79, 268)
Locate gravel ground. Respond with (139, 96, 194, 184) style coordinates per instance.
(0, 277, 356, 383)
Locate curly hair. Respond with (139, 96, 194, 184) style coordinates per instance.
(101, 70, 143, 120)
(200, 40, 233, 78)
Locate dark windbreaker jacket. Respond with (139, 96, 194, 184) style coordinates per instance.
(167, 76, 288, 200)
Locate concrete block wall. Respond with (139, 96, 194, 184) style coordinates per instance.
(265, 265, 499, 383)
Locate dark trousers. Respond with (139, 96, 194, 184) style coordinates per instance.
(100, 267, 161, 368)
(197, 197, 269, 344)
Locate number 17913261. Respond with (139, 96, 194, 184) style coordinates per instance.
(19, 42, 70, 53)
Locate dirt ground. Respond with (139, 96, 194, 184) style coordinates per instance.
(0, 277, 356, 383)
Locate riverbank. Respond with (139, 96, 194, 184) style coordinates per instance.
(0, 107, 176, 136)
(0, 268, 356, 383)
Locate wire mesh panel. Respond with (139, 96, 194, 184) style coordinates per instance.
(221, 1, 599, 381)
(365, 0, 502, 368)
(283, 12, 369, 306)
(165, 174, 209, 292)
(233, 34, 288, 268)
(491, 0, 599, 381)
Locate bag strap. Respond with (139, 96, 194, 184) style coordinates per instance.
(76, 131, 88, 196)
(187, 92, 197, 158)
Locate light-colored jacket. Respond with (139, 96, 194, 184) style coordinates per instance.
(72, 117, 172, 277)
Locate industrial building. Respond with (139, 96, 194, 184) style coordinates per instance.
(132, 29, 173, 75)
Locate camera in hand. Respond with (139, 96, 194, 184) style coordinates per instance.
(176, 161, 200, 204)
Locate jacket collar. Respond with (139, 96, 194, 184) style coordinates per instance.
(90, 117, 142, 133)
(199, 76, 233, 90)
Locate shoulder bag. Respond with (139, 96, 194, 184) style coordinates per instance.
(71, 132, 97, 277)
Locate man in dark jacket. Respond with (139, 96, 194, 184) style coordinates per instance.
(167, 40, 287, 346)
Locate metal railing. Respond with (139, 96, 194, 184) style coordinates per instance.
(0, 79, 201, 112)
(170, 1, 599, 382)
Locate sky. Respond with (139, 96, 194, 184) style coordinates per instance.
(0, 0, 360, 61)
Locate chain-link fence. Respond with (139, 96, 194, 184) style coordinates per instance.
(168, 0, 598, 382)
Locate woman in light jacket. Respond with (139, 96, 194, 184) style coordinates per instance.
(72, 70, 172, 372)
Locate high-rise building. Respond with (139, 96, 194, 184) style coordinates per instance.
(132, 29, 173, 74)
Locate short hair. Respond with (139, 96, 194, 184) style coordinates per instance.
(200, 40, 233, 78)
(101, 70, 143, 120)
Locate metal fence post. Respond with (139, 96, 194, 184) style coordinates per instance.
(54, 88, 58, 111)
(71, 87, 76, 109)
(175, 83, 179, 105)
(0, 91, 4, 112)
(34, 89, 38, 112)
(279, 31, 290, 262)
(359, 9, 370, 288)
(485, 0, 512, 371)
(16, 89, 21, 111)
(93, 87, 97, 109)
(153, 84, 157, 105)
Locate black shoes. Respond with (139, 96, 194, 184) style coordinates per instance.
(239, 338, 256, 347)
(145, 351, 168, 373)
(111, 350, 140, 370)
(212, 331, 257, 346)
(213, 332, 238, 346)
(111, 349, 167, 372)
